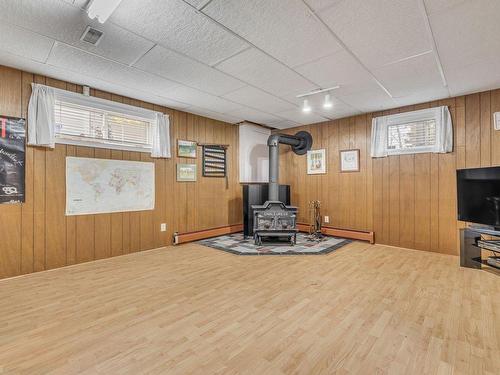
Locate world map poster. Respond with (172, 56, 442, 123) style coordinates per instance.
(66, 156, 155, 216)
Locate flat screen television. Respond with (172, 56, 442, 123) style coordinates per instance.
(457, 166, 500, 228)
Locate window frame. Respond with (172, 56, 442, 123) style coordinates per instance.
(52, 87, 158, 153)
(385, 118, 437, 156)
(371, 106, 452, 158)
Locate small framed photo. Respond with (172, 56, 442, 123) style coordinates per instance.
(340, 149, 360, 172)
(307, 149, 326, 175)
(177, 163, 197, 182)
(177, 140, 197, 158)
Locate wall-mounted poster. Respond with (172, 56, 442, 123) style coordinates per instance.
(177, 163, 197, 182)
(340, 149, 360, 172)
(307, 149, 326, 175)
(0, 116, 25, 204)
(177, 140, 197, 158)
(66, 157, 155, 215)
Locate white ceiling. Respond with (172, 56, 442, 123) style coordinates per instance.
(0, 0, 499, 128)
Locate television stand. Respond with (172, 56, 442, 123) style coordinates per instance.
(460, 227, 500, 273)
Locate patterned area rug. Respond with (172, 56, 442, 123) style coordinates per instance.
(197, 232, 351, 255)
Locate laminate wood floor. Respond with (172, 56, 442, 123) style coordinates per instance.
(0, 241, 499, 374)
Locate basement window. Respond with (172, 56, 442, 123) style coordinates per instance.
(371, 106, 453, 157)
(386, 119, 437, 154)
(53, 90, 156, 152)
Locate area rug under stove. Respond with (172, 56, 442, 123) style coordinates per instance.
(197, 232, 351, 255)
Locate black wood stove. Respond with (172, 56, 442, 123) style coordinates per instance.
(252, 131, 312, 245)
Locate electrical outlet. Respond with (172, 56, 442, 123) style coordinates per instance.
(160, 223, 167, 232)
(324, 216, 329, 224)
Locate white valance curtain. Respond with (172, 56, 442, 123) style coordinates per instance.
(151, 113, 171, 158)
(371, 106, 453, 158)
(27, 83, 56, 148)
(27, 83, 172, 158)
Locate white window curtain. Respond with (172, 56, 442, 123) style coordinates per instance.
(151, 113, 171, 158)
(371, 106, 453, 158)
(27, 83, 56, 148)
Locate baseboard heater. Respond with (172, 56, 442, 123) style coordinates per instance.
(174, 223, 373, 245)
(173, 224, 243, 245)
(297, 223, 375, 244)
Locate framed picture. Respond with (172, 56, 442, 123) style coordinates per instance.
(307, 149, 326, 175)
(177, 163, 197, 182)
(340, 149, 360, 172)
(177, 140, 197, 158)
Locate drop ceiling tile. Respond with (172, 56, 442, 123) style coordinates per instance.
(47, 42, 180, 97)
(216, 48, 317, 97)
(446, 58, 500, 97)
(183, 0, 208, 9)
(304, 0, 344, 13)
(330, 109, 363, 120)
(224, 107, 282, 125)
(0, 21, 54, 63)
(111, 0, 247, 65)
(0, 0, 155, 65)
(423, 0, 468, 15)
(319, 0, 431, 69)
(336, 87, 397, 112)
(268, 119, 300, 130)
(429, 1, 500, 71)
(332, 80, 385, 97)
(221, 86, 296, 114)
(294, 49, 372, 88)
(313, 102, 360, 120)
(373, 53, 447, 101)
(164, 85, 243, 113)
(184, 106, 242, 124)
(204, 0, 342, 67)
(0, 49, 191, 110)
(135, 45, 245, 96)
(392, 90, 449, 108)
(275, 108, 328, 125)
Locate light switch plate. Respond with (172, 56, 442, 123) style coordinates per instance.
(160, 223, 167, 232)
(494, 112, 500, 130)
(324, 216, 330, 224)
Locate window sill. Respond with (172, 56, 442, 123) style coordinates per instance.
(386, 147, 436, 156)
(55, 137, 152, 154)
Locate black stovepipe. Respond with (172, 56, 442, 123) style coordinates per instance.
(267, 131, 312, 201)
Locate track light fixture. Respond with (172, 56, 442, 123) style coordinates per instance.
(296, 86, 339, 114)
(302, 99, 312, 113)
(323, 93, 333, 109)
(296, 85, 340, 98)
(86, 0, 123, 23)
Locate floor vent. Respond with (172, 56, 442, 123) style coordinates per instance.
(80, 26, 104, 46)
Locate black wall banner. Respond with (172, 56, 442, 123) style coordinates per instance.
(0, 115, 25, 204)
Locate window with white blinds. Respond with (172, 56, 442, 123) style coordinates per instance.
(387, 119, 436, 154)
(54, 99, 153, 151)
(371, 106, 453, 157)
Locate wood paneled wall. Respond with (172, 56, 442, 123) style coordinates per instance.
(0, 65, 242, 279)
(278, 91, 500, 255)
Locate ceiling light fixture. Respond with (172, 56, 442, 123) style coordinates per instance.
(302, 99, 312, 113)
(86, 0, 123, 24)
(323, 93, 333, 109)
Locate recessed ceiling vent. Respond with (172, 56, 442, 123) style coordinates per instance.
(80, 26, 104, 46)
